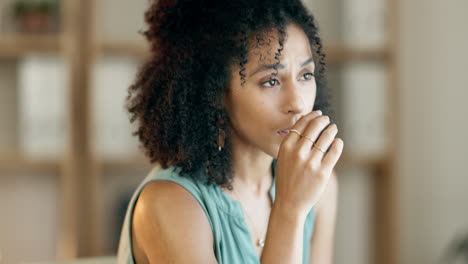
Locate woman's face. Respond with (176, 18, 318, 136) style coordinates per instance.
(224, 23, 317, 158)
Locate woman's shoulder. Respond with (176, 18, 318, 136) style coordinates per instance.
(132, 168, 217, 263)
(137, 164, 205, 207)
(136, 176, 207, 220)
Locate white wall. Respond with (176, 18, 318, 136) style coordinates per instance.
(397, 0, 468, 263)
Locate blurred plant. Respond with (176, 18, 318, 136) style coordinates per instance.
(12, 0, 59, 33)
(440, 231, 468, 264)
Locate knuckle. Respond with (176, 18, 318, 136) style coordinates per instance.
(300, 151, 309, 161)
(290, 147, 300, 157)
(306, 159, 320, 171)
(295, 115, 307, 125)
(311, 116, 326, 126)
(294, 149, 308, 161)
(318, 170, 329, 180)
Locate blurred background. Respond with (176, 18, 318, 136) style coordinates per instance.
(0, 0, 466, 263)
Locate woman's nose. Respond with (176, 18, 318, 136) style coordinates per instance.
(283, 81, 305, 114)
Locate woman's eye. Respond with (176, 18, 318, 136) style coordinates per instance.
(261, 78, 279, 87)
(300, 72, 315, 81)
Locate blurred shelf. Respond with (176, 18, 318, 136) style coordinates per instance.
(97, 152, 387, 172)
(325, 45, 391, 64)
(0, 152, 388, 173)
(0, 155, 61, 172)
(0, 35, 390, 63)
(98, 157, 152, 171)
(0, 34, 62, 58)
(96, 41, 149, 59)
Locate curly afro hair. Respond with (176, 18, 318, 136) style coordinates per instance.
(126, 0, 332, 189)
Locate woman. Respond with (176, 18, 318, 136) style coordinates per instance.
(118, 0, 343, 263)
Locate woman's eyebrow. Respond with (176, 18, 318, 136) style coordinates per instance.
(249, 57, 315, 77)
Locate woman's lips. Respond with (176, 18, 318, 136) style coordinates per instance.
(277, 130, 290, 138)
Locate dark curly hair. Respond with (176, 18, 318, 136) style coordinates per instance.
(126, 0, 332, 189)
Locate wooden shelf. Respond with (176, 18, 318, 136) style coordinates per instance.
(96, 41, 149, 59)
(0, 36, 390, 63)
(96, 152, 387, 172)
(0, 156, 61, 172)
(98, 157, 152, 171)
(94, 41, 390, 63)
(0, 34, 62, 58)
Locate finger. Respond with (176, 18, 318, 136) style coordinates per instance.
(322, 138, 344, 173)
(284, 110, 322, 143)
(310, 123, 338, 160)
(296, 115, 331, 153)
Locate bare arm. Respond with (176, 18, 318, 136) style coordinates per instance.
(309, 169, 338, 264)
(132, 181, 218, 264)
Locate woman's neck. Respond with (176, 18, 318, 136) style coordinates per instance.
(230, 138, 274, 196)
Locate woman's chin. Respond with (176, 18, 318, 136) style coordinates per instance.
(266, 144, 280, 160)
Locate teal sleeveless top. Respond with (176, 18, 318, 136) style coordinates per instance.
(117, 159, 316, 263)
